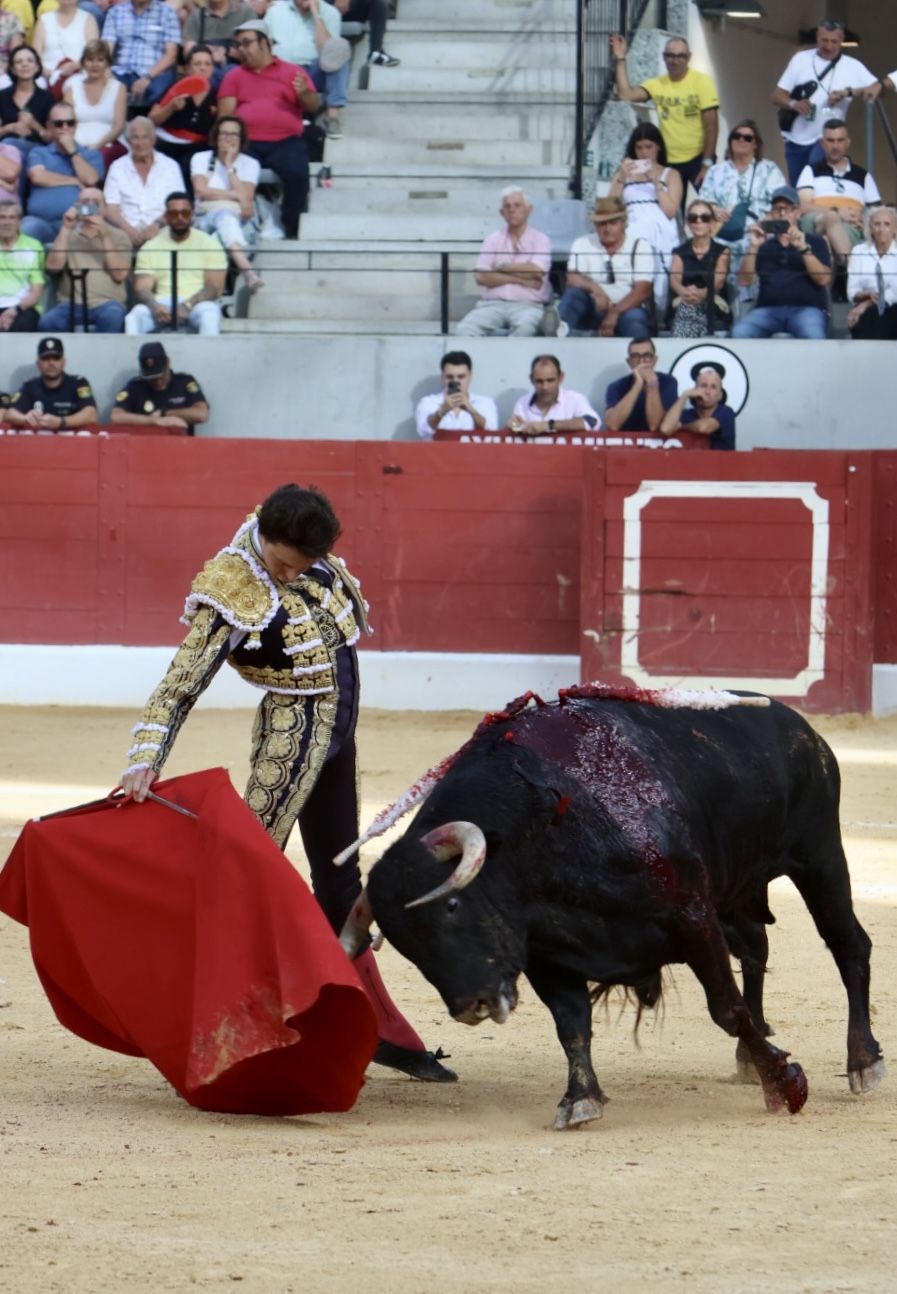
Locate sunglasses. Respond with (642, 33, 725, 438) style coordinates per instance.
(731, 131, 756, 142)
(687, 213, 713, 223)
(52, 118, 76, 126)
(664, 52, 689, 60)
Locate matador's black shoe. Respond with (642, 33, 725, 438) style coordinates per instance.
(372, 1041, 458, 1082)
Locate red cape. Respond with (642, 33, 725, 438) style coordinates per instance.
(0, 768, 377, 1116)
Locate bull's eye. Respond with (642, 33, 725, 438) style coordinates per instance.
(446, 896, 461, 914)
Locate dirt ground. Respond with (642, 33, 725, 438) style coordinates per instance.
(1, 704, 895, 1294)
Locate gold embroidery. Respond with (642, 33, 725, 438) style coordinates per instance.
(243, 691, 338, 848)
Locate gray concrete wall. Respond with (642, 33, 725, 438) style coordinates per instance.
(2, 333, 895, 450)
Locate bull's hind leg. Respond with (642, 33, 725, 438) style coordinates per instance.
(526, 959, 608, 1131)
(788, 847, 885, 1094)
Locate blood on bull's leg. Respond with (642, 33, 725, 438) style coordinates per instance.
(725, 913, 774, 1085)
(526, 959, 608, 1131)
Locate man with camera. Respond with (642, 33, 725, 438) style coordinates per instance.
(414, 351, 498, 439)
(732, 185, 832, 340)
(41, 189, 131, 334)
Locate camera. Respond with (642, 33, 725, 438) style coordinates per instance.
(77, 200, 100, 218)
(446, 380, 461, 395)
(761, 219, 789, 236)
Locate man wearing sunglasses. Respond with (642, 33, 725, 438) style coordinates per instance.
(732, 185, 831, 340)
(21, 104, 103, 245)
(610, 32, 719, 198)
(557, 197, 654, 339)
(796, 119, 881, 261)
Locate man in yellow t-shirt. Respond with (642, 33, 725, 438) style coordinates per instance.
(125, 190, 228, 336)
(610, 33, 719, 202)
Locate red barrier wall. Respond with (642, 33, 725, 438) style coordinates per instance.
(1, 438, 895, 709)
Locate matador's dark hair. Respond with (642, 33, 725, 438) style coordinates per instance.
(258, 483, 341, 558)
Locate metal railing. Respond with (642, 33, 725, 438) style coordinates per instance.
(867, 96, 897, 182)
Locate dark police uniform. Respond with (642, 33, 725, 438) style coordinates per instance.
(112, 372, 207, 434)
(9, 374, 96, 422)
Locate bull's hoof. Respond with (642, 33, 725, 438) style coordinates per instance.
(553, 1096, 605, 1131)
(848, 1056, 886, 1094)
(762, 1060, 808, 1115)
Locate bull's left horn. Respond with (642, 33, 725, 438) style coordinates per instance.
(405, 821, 487, 909)
(339, 888, 374, 959)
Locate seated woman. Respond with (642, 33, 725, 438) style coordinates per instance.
(150, 45, 217, 189)
(32, 0, 98, 94)
(669, 199, 731, 337)
(701, 119, 786, 287)
(846, 205, 897, 340)
(64, 39, 127, 170)
(608, 122, 681, 313)
(0, 45, 54, 165)
(191, 114, 262, 294)
(659, 363, 735, 451)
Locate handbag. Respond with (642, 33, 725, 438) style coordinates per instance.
(717, 163, 757, 242)
(778, 56, 841, 132)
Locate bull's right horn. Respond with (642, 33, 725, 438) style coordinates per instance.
(405, 821, 487, 910)
(339, 888, 374, 959)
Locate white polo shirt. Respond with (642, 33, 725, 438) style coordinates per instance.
(104, 150, 185, 228)
(796, 159, 881, 213)
(415, 391, 499, 440)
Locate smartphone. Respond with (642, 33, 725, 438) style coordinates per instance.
(446, 380, 461, 395)
(761, 219, 789, 236)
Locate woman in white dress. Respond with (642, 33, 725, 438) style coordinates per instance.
(33, 0, 98, 91)
(608, 122, 682, 314)
(63, 38, 126, 166)
(191, 115, 263, 293)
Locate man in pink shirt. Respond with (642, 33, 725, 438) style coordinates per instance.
(219, 18, 320, 238)
(507, 354, 601, 437)
(456, 186, 552, 336)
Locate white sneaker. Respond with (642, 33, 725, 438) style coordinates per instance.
(557, 320, 570, 338)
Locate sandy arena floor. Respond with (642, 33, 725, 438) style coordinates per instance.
(1, 705, 896, 1293)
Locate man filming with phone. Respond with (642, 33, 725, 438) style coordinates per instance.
(732, 184, 831, 339)
(414, 350, 498, 440)
(41, 188, 131, 334)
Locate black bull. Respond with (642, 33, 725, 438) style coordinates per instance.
(341, 689, 885, 1128)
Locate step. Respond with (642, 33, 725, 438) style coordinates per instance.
(388, 17, 576, 36)
(243, 284, 479, 322)
(314, 166, 569, 195)
(299, 212, 499, 241)
(370, 33, 578, 68)
(326, 135, 569, 166)
(340, 103, 572, 140)
(396, 0, 575, 22)
(307, 185, 567, 214)
(221, 317, 445, 335)
(363, 64, 577, 94)
(251, 249, 478, 272)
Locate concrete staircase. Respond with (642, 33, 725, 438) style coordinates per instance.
(226, 0, 580, 336)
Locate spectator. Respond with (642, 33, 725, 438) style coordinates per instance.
(104, 116, 183, 247)
(772, 20, 879, 185)
(603, 338, 678, 433)
(126, 189, 228, 336)
(2, 0, 30, 46)
(0, 45, 54, 164)
(218, 19, 320, 240)
(797, 119, 881, 263)
(64, 40, 128, 169)
(607, 122, 681, 313)
(0, 6, 24, 81)
(183, 0, 257, 88)
(732, 185, 832, 340)
(669, 199, 730, 337)
(21, 100, 103, 244)
(109, 340, 210, 432)
(659, 362, 735, 450)
(846, 206, 897, 340)
(332, 0, 398, 69)
(102, 0, 180, 106)
(610, 31, 719, 198)
(557, 196, 654, 339)
(266, 0, 351, 141)
(455, 185, 551, 337)
(0, 196, 43, 330)
(414, 350, 498, 440)
(33, 0, 98, 94)
(701, 119, 787, 283)
(4, 335, 98, 429)
(191, 114, 263, 294)
(0, 139, 21, 196)
(150, 45, 219, 184)
(507, 354, 600, 438)
(41, 186, 130, 332)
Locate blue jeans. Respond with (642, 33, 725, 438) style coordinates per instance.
(558, 285, 651, 338)
(731, 304, 828, 339)
(20, 215, 59, 244)
(248, 136, 309, 239)
(306, 58, 350, 109)
(784, 138, 825, 185)
(39, 300, 126, 333)
(117, 68, 177, 105)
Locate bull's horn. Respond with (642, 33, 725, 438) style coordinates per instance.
(405, 821, 487, 910)
(339, 888, 374, 959)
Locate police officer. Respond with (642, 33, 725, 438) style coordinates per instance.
(5, 337, 98, 431)
(108, 342, 210, 434)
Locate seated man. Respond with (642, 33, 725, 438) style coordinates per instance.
(0, 197, 44, 332)
(659, 362, 735, 450)
(507, 354, 600, 437)
(21, 102, 104, 244)
(218, 19, 320, 240)
(41, 188, 130, 333)
(101, 0, 180, 106)
(557, 197, 654, 338)
(266, 0, 351, 140)
(732, 185, 832, 339)
(332, 0, 399, 68)
(5, 336, 98, 431)
(797, 119, 881, 262)
(603, 338, 678, 432)
(126, 191, 228, 336)
(846, 206, 897, 341)
(456, 186, 552, 337)
(414, 350, 498, 440)
(110, 341, 210, 434)
(104, 118, 185, 249)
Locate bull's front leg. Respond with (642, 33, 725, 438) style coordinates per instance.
(526, 958, 608, 1131)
